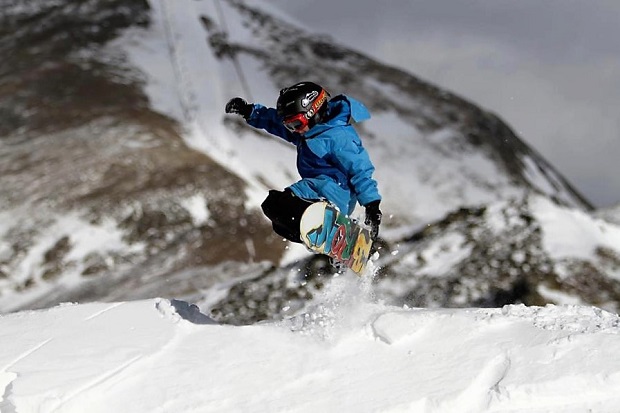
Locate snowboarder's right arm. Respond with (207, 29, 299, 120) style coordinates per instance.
(225, 97, 299, 145)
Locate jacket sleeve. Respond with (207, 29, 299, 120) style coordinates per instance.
(246, 104, 300, 145)
(330, 130, 381, 206)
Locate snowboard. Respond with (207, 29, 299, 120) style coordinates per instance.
(300, 201, 374, 275)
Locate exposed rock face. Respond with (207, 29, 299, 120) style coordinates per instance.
(0, 0, 282, 311)
(205, 196, 620, 325)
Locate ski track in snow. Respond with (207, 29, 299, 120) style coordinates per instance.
(0, 339, 53, 413)
(84, 302, 125, 321)
(47, 354, 144, 412)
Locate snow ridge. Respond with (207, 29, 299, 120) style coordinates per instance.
(4, 287, 620, 412)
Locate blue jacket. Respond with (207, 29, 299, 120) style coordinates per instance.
(247, 94, 381, 215)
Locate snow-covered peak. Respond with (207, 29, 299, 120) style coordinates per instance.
(127, 0, 591, 224)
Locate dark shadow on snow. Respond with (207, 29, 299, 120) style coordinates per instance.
(170, 299, 218, 325)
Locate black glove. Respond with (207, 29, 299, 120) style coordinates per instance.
(364, 200, 382, 241)
(225, 97, 253, 120)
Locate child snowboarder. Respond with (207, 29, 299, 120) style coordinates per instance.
(225, 81, 382, 248)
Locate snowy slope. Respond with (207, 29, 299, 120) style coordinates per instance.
(0, 0, 608, 317)
(119, 0, 590, 226)
(1, 284, 620, 412)
(596, 203, 620, 226)
(2, 5, 619, 411)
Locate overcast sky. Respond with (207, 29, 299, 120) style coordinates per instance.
(270, 0, 620, 208)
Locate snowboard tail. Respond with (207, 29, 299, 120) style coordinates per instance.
(300, 202, 373, 274)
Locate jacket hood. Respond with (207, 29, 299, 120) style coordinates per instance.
(327, 94, 371, 124)
(305, 95, 370, 138)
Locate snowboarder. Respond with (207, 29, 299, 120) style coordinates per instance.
(225, 81, 382, 247)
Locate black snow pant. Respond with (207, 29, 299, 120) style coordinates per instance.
(261, 189, 316, 243)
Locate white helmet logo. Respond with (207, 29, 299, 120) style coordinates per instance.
(301, 91, 319, 108)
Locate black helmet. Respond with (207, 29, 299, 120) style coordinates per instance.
(276, 81, 330, 133)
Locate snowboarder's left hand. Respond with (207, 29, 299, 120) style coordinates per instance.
(225, 97, 253, 120)
(364, 200, 382, 240)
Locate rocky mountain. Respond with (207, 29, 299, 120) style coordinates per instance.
(1, 0, 617, 318)
(197, 194, 620, 325)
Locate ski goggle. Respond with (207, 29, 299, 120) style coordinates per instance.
(282, 113, 309, 133)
